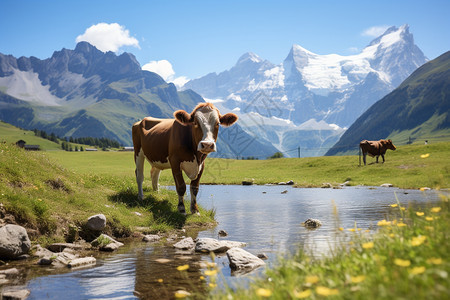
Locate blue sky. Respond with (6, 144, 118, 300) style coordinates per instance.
(1, 0, 449, 83)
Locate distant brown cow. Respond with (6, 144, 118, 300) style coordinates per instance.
(360, 139, 396, 165)
(132, 103, 238, 215)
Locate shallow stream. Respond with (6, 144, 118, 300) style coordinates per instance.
(2, 185, 444, 299)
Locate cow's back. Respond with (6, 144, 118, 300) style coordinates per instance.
(132, 117, 174, 163)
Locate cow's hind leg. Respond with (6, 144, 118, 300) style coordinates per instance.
(135, 149, 145, 201)
(381, 154, 385, 163)
(363, 153, 367, 166)
(151, 167, 161, 191)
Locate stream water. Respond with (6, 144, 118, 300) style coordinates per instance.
(1, 185, 444, 299)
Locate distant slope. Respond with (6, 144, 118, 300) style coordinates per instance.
(326, 51, 450, 156)
(0, 121, 62, 150)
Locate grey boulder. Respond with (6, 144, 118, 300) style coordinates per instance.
(0, 225, 31, 259)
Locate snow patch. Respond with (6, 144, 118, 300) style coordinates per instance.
(0, 70, 62, 106)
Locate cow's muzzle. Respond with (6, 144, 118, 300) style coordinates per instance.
(198, 141, 216, 154)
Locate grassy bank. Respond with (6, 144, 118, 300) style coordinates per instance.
(209, 195, 449, 300)
(46, 141, 450, 189)
(0, 143, 215, 245)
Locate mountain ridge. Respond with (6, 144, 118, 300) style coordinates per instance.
(0, 42, 278, 158)
(326, 51, 450, 156)
(184, 25, 427, 156)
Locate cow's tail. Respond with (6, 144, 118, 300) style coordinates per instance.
(132, 120, 142, 161)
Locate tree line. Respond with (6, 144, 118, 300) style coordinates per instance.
(33, 128, 121, 150)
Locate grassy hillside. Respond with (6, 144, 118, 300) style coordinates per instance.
(46, 142, 450, 190)
(0, 143, 215, 245)
(0, 121, 61, 150)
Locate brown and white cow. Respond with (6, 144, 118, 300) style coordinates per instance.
(132, 103, 238, 215)
(360, 139, 396, 165)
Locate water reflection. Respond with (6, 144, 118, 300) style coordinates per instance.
(16, 186, 444, 299)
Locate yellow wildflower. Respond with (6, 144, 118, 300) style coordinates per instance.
(350, 275, 366, 283)
(411, 236, 427, 246)
(362, 242, 374, 249)
(400, 207, 406, 211)
(174, 290, 191, 298)
(389, 233, 395, 238)
(416, 212, 424, 216)
(431, 207, 441, 213)
(420, 153, 430, 158)
(348, 228, 356, 232)
(338, 227, 344, 231)
(427, 257, 443, 265)
(409, 266, 426, 275)
(206, 262, 217, 268)
(199, 276, 205, 280)
(209, 283, 217, 288)
(256, 288, 272, 297)
(394, 258, 411, 267)
(204, 269, 218, 276)
(305, 275, 319, 284)
(397, 222, 407, 227)
(425, 217, 434, 221)
(377, 220, 391, 226)
(390, 204, 398, 208)
(176, 264, 189, 271)
(157, 278, 163, 283)
(293, 289, 312, 298)
(316, 286, 339, 296)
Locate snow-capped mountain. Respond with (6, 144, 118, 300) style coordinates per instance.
(184, 25, 427, 156)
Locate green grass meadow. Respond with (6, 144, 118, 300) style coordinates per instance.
(46, 141, 449, 190)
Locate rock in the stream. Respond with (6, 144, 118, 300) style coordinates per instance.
(1, 289, 30, 300)
(47, 243, 84, 252)
(257, 253, 269, 260)
(302, 218, 322, 228)
(32, 244, 54, 258)
(195, 238, 246, 253)
(173, 237, 195, 250)
(68, 257, 97, 268)
(0, 224, 31, 260)
(91, 234, 124, 251)
(87, 214, 107, 231)
(226, 247, 265, 273)
(142, 234, 161, 243)
(380, 183, 393, 187)
(218, 230, 228, 237)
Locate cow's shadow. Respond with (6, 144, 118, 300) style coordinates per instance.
(108, 188, 187, 228)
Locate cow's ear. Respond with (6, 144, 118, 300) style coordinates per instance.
(220, 113, 238, 127)
(174, 110, 192, 125)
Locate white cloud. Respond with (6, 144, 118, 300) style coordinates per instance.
(142, 60, 175, 80)
(142, 59, 189, 88)
(171, 76, 189, 88)
(361, 25, 390, 37)
(76, 23, 140, 52)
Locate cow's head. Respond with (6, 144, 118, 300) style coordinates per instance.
(174, 103, 238, 154)
(382, 139, 396, 151)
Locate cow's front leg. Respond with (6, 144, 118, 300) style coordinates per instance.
(190, 163, 204, 215)
(363, 153, 367, 166)
(376, 155, 379, 163)
(381, 154, 385, 163)
(171, 167, 187, 215)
